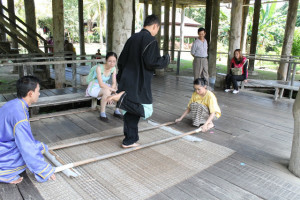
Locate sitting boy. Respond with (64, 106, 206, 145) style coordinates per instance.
(0, 76, 56, 184)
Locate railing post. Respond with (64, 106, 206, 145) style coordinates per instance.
(176, 50, 181, 75)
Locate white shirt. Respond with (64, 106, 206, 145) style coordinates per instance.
(191, 38, 208, 57)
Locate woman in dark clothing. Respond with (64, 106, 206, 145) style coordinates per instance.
(225, 49, 248, 94)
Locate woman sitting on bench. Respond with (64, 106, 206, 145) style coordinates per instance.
(225, 49, 248, 94)
(86, 52, 122, 121)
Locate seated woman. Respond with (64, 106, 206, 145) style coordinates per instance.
(225, 49, 248, 94)
(86, 52, 122, 121)
(175, 78, 221, 132)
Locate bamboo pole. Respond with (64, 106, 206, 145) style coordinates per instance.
(55, 127, 202, 173)
(49, 121, 176, 151)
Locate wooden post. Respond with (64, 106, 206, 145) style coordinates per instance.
(8, 0, 18, 73)
(106, 0, 113, 53)
(227, 0, 243, 73)
(240, 0, 249, 53)
(163, 0, 170, 56)
(208, 0, 220, 85)
(52, 0, 65, 88)
(132, 0, 136, 35)
(78, 0, 85, 57)
(179, 5, 185, 51)
(248, 0, 261, 72)
(171, 0, 176, 61)
(205, 0, 212, 45)
(143, 0, 149, 21)
(24, 0, 38, 48)
(0, 0, 6, 41)
(277, 0, 299, 81)
(152, 0, 162, 48)
(289, 90, 300, 177)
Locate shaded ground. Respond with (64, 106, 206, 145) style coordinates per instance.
(0, 66, 18, 94)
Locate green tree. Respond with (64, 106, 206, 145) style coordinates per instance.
(292, 28, 300, 56)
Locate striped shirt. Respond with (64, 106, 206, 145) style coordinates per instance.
(191, 38, 208, 57)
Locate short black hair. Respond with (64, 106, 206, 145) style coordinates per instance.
(198, 27, 206, 34)
(106, 52, 118, 60)
(193, 78, 207, 87)
(16, 76, 40, 98)
(144, 14, 160, 27)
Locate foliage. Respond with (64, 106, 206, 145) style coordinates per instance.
(292, 28, 300, 56)
(37, 17, 53, 36)
(185, 7, 206, 26)
(64, 0, 79, 43)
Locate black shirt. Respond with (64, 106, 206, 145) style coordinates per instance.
(117, 29, 170, 104)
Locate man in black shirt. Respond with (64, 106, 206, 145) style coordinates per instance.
(108, 14, 170, 148)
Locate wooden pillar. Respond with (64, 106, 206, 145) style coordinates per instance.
(8, 0, 18, 73)
(240, 0, 249, 53)
(227, 0, 243, 73)
(143, 0, 149, 21)
(278, 0, 299, 81)
(24, 0, 38, 48)
(205, 0, 212, 45)
(132, 0, 136, 35)
(52, 0, 65, 88)
(152, 0, 161, 48)
(289, 89, 300, 177)
(112, 0, 132, 57)
(106, 0, 113, 53)
(78, 0, 85, 56)
(171, 0, 176, 61)
(163, 0, 170, 55)
(179, 5, 185, 51)
(208, 0, 220, 84)
(0, 0, 6, 41)
(248, 0, 261, 72)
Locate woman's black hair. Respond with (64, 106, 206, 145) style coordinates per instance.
(16, 76, 40, 98)
(193, 78, 207, 87)
(106, 52, 117, 60)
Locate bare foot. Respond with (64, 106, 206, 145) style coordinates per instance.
(10, 177, 23, 184)
(107, 91, 125, 103)
(207, 122, 214, 130)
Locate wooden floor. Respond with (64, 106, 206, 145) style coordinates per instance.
(1, 75, 300, 199)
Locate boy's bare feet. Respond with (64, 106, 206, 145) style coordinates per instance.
(121, 143, 140, 148)
(107, 91, 125, 103)
(10, 176, 23, 184)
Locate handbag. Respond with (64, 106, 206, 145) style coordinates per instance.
(231, 67, 242, 75)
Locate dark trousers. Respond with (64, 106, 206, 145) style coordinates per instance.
(226, 74, 245, 90)
(117, 93, 145, 145)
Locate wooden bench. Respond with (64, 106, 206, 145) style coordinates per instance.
(248, 79, 299, 100)
(0, 93, 97, 113)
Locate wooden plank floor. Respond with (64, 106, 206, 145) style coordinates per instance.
(1, 75, 300, 199)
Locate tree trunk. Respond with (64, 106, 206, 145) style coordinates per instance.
(205, 0, 212, 45)
(24, 0, 38, 49)
(78, 0, 85, 56)
(152, 0, 161, 48)
(97, 0, 103, 48)
(106, 0, 113, 53)
(0, 0, 6, 41)
(289, 90, 300, 177)
(171, 0, 176, 61)
(112, 0, 132, 58)
(277, 0, 299, 81)
(132, 0, 136, 35)
(143, 0, 149, 21)
(179, 5, 185, 51)
(163, 0, 170, 55)
(52, 0, 65, 88)
(208, 0, 220, 84)
(248, 0, 261, 72)
(240, 0, 249, 53)
(227, 0, 243, 73)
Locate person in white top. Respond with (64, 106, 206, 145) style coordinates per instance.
(191, 27, 209, 82)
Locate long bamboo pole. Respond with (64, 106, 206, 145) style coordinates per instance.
(55, 127, 202, 173)
(49, 121, 176, 151)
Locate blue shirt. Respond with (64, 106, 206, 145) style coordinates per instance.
(0, 98, 55, 183)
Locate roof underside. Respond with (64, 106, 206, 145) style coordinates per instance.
(139, 0, 231, 6)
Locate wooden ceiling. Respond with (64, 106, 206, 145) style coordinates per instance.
(139, 0, 232, 6)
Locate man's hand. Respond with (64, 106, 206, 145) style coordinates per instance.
(175, 118, 182, 123)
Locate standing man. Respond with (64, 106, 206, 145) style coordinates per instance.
(191, 27, 209, 81)
(0, 76, 56, 184)
(107, 14, 170, 148)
